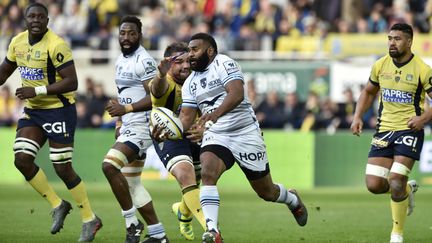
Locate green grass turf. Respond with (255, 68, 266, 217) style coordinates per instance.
(0, 181, 431, 243)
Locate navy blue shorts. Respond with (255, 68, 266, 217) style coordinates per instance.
(153, 138, 200, 169)
(17, 105, 77, 144)
(368, 129, 424, 160)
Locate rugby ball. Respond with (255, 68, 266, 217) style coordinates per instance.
(150, 107, 183, 140)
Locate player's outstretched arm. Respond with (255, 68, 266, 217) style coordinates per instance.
(351, 81, 379, 136)
(0, 58, 17, 86)
(150, 57, 172, 97)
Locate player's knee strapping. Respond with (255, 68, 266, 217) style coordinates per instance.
(365, 164, 390, 179)
(49, 147, 73, 164)
(121, 159, 144, 177)
(103, 149, 128, 169)
(167, 155, 193, 172)
(13, 137, 41, 157)
(124, 160, 152, 208)
(390, 162, 411, 176)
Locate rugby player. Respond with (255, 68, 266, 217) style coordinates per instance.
(178, 33, 308, 243)
(351, 23, 432, 243)
(149, 42, 206, 241)
(0, 3, 102, 241)
(103, 16, 168, 243)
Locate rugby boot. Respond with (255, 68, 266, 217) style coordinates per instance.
(125, 220, 144, 243)
(288, 189, 308, 226)
(407, 180, 418, 216)
(78, 215, 103, 242)
(172, 202, 194, 240)
(50, 200, 72, 234)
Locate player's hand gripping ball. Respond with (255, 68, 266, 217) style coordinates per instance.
(150, 107, 183, 140)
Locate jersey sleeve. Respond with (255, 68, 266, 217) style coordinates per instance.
(6, 37, 17, 64)
(135, 56, 157, 82)
(369, 61, 380, 86)
(181, 78, 198, 108)
(150, 78, 175, 107)
(421, 64, 432, 93)
(50, 40, 74, 70)
(217, 56, 244, 86)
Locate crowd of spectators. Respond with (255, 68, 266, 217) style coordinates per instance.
(0, 77, 379, 132)
(1, 0, 432, 52)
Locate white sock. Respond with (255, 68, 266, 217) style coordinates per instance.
(200, 185, 220, 232)
(276, 184, 298, 209)
(121, 206, 138, 228)
(147, 223, 166, 239)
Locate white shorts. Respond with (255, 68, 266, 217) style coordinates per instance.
(201, 125, 269, 172)
(117, 124, 153, 158)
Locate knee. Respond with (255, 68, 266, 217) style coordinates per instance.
(102, 162, 118, 177)
(366, 177, 388, 194)
(14, 156, 29, 171)
(389, 177, 407, 199)
(200, 168, 219, 185)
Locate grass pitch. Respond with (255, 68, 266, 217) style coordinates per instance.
(0, 181, 431, 243)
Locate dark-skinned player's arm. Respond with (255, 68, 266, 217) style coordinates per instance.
(15, 62, 78, 100)
(408, 70, 432, 131)
(351, 81, 379, 136)
(0, 58, 18, 86)
(106, 78, 153, 117)
(150, 56, 172, 98)
(198, 79, 244, 126)
(407, 90, 432, 131)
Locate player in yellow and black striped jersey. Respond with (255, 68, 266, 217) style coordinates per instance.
(149, 42, 207, 240)
(0, 3, 102, 241)
(351, 23, 432, 243)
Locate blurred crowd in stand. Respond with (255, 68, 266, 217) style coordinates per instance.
(2, 0, 432, 131)
(0, 77, 381, 132)
(1, 0, 432, 52)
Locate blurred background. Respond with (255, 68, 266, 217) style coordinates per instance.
(1, 0, 432, 188)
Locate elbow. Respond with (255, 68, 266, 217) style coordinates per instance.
(69, 80, 78, 92)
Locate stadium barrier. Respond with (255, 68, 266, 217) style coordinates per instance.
(1, 128, 431, 188)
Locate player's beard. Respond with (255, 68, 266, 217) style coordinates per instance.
(191, 52, 210, 72)
(389, 49, 404, 58)
(121, 41, 140, 56)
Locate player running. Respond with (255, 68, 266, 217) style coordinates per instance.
(149, 42, 206, 240)
(0, 3, 102, 241)
(351, 23, 432, 243)
(103, 16, 168, 243)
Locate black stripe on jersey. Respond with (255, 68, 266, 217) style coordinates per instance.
(5, 57, 17, 66)
(57, 60, 74, 71)
(413, 79, 422, 116)
(47, 52, 71, 107)
(376, 98, 383, 131)
(165, 86, 176, 111)
(369, 78, 379, 86)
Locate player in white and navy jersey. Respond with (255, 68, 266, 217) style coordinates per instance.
(102, 16, 168, 243)
(180, 33, 309, 243)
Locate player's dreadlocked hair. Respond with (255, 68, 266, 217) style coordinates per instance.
(190, 33, 218, 54)
(25, 2, 48, 16)
(164, 42, 189, 57)
(390, 23, 413, 39)
(120, 16, 142, 34)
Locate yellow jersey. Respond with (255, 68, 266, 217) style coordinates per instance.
(370, 54, 432, 132)
(6, 29, 75, 109)
(149, 74, 183, 114)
